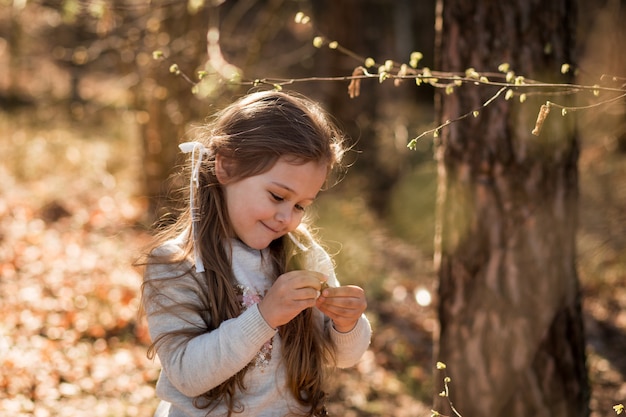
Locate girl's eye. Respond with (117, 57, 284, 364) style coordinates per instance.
(271, 192, 306, 212)
(270, 192, 284, 202)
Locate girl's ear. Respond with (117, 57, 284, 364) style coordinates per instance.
(215, 154, 232, 184)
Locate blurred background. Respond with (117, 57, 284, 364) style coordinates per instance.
(0, 0, 624, 416)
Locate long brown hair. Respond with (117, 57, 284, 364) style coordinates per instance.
(141, 90, 347, 416)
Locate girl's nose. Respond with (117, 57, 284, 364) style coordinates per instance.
(275, 206, 292, 225)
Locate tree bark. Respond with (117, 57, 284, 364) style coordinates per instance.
(433, 1, 589, 417)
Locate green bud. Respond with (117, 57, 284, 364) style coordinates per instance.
(409, 51, 423, 68)
(169, 64, 180, 75)
(465, 68, 479, 79)
(294, 12, 310, 24)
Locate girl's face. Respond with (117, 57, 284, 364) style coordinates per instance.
(217, 156, 328, 250)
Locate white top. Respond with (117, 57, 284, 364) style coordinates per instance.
(144, 238, 372, 417)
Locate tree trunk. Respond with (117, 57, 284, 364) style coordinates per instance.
(433, 1, 589, 417)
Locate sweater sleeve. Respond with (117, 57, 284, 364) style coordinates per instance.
(330, 315, 372, 368)
(143, 244, 277, 398)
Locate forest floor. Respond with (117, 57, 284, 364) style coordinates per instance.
(0, 108, 625, 417)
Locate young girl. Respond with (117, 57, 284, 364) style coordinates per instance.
(141, 90, 371, 417)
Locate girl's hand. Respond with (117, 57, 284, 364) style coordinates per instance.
(258, 271, 327, 329)
(316, 285, 367, 333)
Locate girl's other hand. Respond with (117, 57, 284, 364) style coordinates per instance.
(258, 271, 327, 329)
(315, 285, 367, 333)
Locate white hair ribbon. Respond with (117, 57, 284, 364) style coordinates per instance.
(179, 141, 209, 273)
(288, 231, 309, 252)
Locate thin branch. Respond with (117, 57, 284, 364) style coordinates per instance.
(407, 87, 508, 149)
(548, 92, 626, 112)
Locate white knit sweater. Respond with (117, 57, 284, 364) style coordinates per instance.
(144, 238, 372, 417)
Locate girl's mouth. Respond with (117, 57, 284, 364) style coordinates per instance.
(261, 222, 279, 234)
